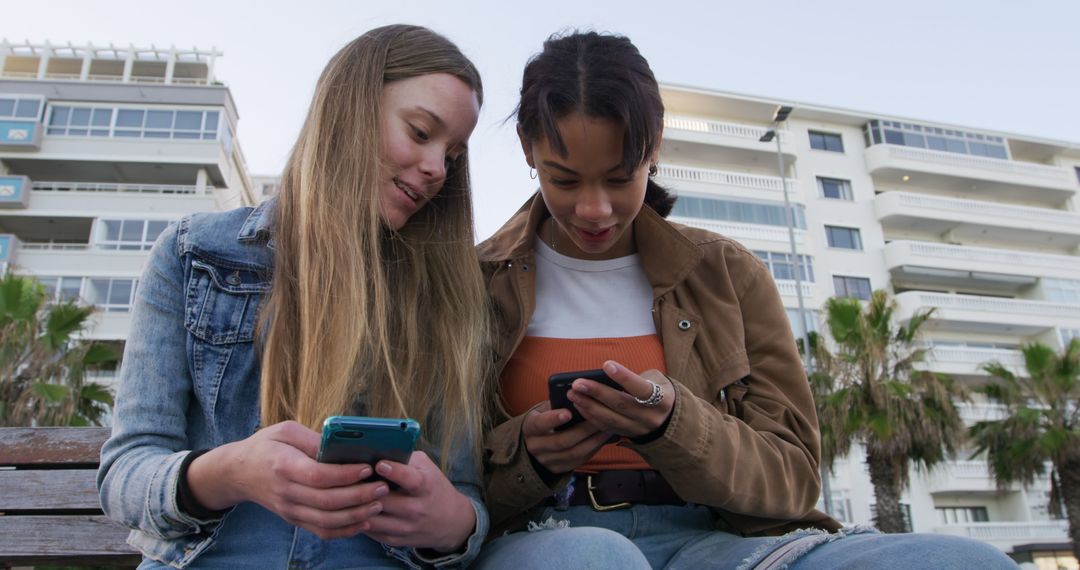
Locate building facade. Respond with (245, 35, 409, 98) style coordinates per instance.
(658, 83, 1080, 565)
(0, 41, 255, 372)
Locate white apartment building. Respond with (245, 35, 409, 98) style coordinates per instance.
(0, 41, 255, 364)
(658, 83, 1080, 567)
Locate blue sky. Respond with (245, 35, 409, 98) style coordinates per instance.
(8, 0, 1079, 238)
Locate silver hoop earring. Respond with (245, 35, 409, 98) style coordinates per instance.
(648, 164, 658, 177)
(529, 167, 537, 180)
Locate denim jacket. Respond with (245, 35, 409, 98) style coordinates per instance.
(97, 200, 489, 569)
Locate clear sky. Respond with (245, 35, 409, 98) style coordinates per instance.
(7, 0, 1080, 239)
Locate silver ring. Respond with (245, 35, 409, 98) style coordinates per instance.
(634, 380, 664, 407)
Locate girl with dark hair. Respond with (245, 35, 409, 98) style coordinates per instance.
(474, 31, 1017, 569)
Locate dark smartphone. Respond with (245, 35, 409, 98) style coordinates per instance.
(317, 416, 420, 469)
(547, 369, 624, 431)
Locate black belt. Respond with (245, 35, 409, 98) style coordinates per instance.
(545, 470, 685, 511)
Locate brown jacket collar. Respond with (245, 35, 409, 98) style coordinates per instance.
(477, 193, 704, 298)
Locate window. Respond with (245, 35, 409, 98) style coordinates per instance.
(834, 275, 872, 300)
(96, 219, 170, 250)
(1060, 329, 1080, 347)
(809, 130, 844, 152)
(818, 177, 853, 200)
(47, 105, 113, 136)
(1044, 278, 1080, 304)
(85, 278, 138, 312)
(39, 276, 83, 303)
(936, 506, 989, 525)
(825, 226, 863, 250)
(671, 195, 806, 229)
(753, 250, 814, 282)
(46, 104, 221, 140)
(816, 489, 851, 523)
(864, 120, 1009, 160)
(0, 96, 43, 120)
(1075, 166, 1079, 184)
(785, 309, 818, 335)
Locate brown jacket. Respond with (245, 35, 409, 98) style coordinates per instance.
(478, 195, 841, 536)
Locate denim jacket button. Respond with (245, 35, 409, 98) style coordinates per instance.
(516, 474, 525, 483)
(678, 319, 692, 331)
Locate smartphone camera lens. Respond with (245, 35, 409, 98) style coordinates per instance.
(399, 422, 407, 430)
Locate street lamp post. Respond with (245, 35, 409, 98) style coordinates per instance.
(760, 106, 833, 518)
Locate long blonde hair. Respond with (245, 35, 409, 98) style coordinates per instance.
(259, 24, 491, 466)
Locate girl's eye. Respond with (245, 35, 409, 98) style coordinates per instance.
(411, 126, 429, 141)
(608, 178, 632, 186)
(549, 178, 578, 188)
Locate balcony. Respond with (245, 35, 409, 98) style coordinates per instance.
(865, 144, 1077, 206)
(921, 345, 1024, 378)
(662, 114, 796, 166)
(84, 312, 131, 341)
(13, 246, 147, 276)
(668, 216, 805, 246)
(875, 192, 1080, 251)
(657, 164, 800, 204)
(774, 279, 815, 300)
(0, 183, 216, 219)
(894, 291, 1080, 335)
(954, 402, 1009, 425)
(926, 460, 997, 493)
(932, 521, 1068, 553)
(883, 240, 1080, 289)
(0, 136, 232, 187)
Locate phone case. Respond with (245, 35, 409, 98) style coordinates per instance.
(547, 369, 623, 431)
(317, 416, 420, 465)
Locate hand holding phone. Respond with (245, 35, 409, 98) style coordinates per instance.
(317, 416, 420, 468)
(548, 369, 625, 431)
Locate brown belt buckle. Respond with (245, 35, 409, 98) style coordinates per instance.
(586, 474, 631, 511)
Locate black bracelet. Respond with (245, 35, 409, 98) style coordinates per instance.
(177, 449, 232, 520)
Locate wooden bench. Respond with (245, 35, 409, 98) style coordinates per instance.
(0, 427, 140, 567)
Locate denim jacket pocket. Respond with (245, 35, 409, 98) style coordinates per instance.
(184, 256, 270, 443)
(185, 258, 270, 345)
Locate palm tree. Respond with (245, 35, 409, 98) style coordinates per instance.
(810, 289, 967, 533)
(970, 339, 1080, 560)
(0, 273, 118, 426)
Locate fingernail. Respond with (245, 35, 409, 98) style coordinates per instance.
(376, 462, 391, 475)
(358, 466, 372, 479)
(574, 381, 588, 394)
(375, 485, 389, 498)
(604, 361, 617, 374)
(369, 503, 382, 515)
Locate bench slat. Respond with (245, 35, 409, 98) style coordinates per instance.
(0, 427, 110, 466)
(0, 469, 101, 511)
(0, 515, 140, 566)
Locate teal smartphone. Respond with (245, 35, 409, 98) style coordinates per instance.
(317, 416, 420, 467)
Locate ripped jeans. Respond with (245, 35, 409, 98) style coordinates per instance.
(476, 503, 1018, 570)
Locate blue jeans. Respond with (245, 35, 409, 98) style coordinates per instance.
(478, 504, 1018, 569)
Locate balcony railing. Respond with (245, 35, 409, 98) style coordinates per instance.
(774, 280, 815, 299)
(664, 115, 786, 142)
(669, 216, 805, 245)
(926, 346, 1024, 370)
(954, 402, 1009, 424)
(658, 164, 796, 196)
(32, 181, 204, 195)
(933, 521, 1068, 542)
(19, 242, 91, 251)
(873, 145, 1074, 184)
(881, 192, 1080, 228)
(901, 292, 1080, 320)
(887, 240, 1080, 275)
